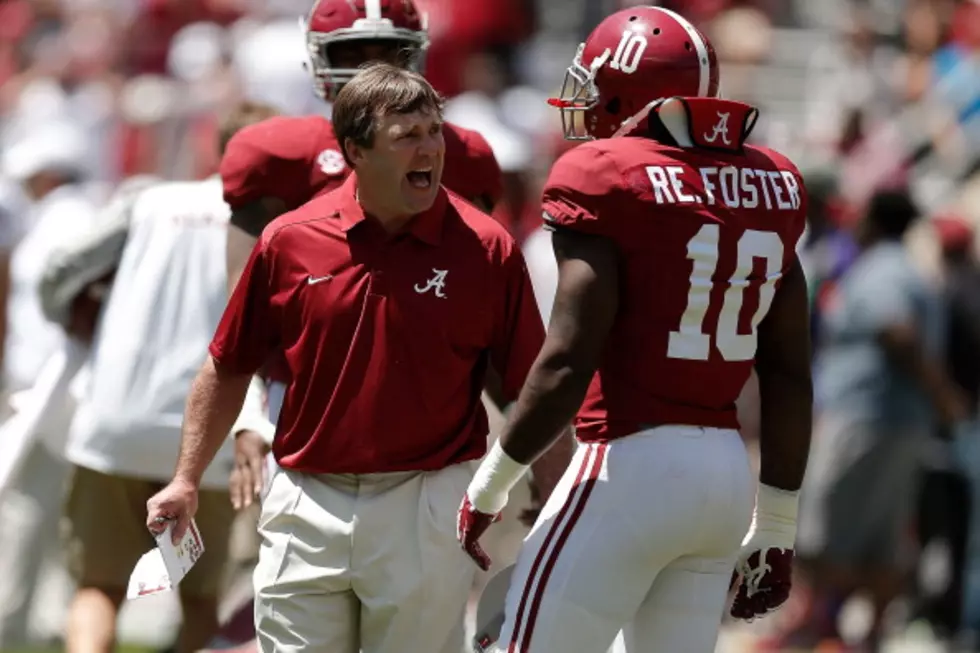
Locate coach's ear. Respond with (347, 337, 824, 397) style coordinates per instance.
(342, 137, 365, 169)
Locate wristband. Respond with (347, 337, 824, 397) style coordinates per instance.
(466, 440, 529, 514)
(232, 414, 276, 446)
(745, 483, 799, 550)
(756, 483, 799, 522)
(229, 376, 275, 445)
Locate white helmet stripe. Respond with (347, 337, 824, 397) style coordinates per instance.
(656, 8, 710, 97)
(365, 0, 382, 20)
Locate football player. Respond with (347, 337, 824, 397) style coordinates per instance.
(457, 6, 813, 652)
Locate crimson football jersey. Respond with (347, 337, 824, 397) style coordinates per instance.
(220, 114, 504, 235)
(543, 98, 807, 441)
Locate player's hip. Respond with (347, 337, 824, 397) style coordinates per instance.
(600, 425, 753, 493)
(545, 428, 754, 552)
(573, 407, 740, 442)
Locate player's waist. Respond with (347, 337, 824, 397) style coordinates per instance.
(574, 407, 740, 442)
(641, 423, 735, 435)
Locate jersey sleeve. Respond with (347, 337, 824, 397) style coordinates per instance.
(219, 117, 317, 214)
(540, 145, 625, 238)
(209, 237, 280, 374)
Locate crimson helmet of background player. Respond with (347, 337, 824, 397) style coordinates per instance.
(304, 0, 428, 101)
(549, 5, 720, 140)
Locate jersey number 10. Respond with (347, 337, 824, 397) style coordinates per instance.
(668, 224, 784, 362)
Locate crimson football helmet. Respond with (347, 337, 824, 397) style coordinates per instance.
(303, 0, 429, 100)
(550, 6, 720, 140)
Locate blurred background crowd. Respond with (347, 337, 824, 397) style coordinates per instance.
(1, 0, 980, 651)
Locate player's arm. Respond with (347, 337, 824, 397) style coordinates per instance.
(467, 226, 618, 512)
(729, 254, 811, 620)
(501, 227, 617, 462)
(226, 198, 285, 294)
(482, 341, 572, 516)
(465, 144, 623, 505)
(754, 255, 813, 492)
(219, 116, 295, 294)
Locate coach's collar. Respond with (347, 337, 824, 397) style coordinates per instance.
(334, 173, 447, 245)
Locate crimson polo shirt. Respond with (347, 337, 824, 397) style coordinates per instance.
(209, 174, 545, 474)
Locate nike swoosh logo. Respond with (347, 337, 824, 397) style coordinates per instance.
(307, 274, 333, 285)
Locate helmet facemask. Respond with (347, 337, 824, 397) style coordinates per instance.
(548, 43, 610, 141)
(303, 17, 428, 101)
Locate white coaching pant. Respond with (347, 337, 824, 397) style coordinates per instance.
(254, 461, 477, 653)
(498, 426, 755, 653)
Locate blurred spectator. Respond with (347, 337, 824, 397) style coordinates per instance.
(444, 71, 539, 240)
(797, 169, 860, 348)
(909, 213, 980, 644)
(796, 189, 963, 650)
(927, 0, 980, 160)
(43, 101, 277, 653)
(934, 213, 980, 413)
(706, 4, 774, 102)
(416, 0, 534, 97)
(801, 2, 902, 168)
(0, 120, 98, 649)
(2, 5, 122, 186)
(229, 18, 316, 115)
(122, 0, 244, 77)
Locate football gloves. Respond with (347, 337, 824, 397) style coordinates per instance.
(730, 483, 799, 621)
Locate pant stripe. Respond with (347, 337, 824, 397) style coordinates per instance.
(506, 444, 595, 652)
(508, 442, 607, 652)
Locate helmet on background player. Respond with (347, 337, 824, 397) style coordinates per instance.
(549, 6, 721, 141)
(303, 0, 429, 101)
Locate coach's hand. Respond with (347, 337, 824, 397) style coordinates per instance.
(147, 477, 198, 545)
(230, 429, 271, 509)
(730, 484, 798, 621)
(457, 493, 501, 571)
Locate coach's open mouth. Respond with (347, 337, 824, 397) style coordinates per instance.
(406, 167, 433, 189)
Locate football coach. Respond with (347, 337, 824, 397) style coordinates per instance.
(147, 62, 547, 653)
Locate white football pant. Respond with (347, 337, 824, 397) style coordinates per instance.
(497, 425, 754, 653)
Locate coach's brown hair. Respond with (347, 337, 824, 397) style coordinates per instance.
(332, 62, 444, 168)
(218, 101, 280, 156)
